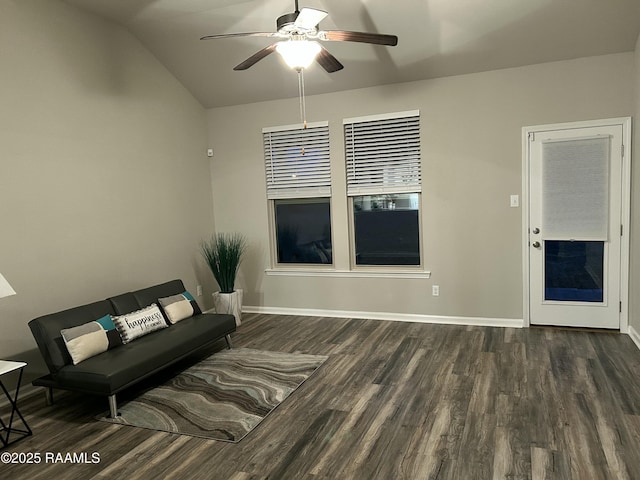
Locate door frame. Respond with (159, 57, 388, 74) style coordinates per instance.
(521, 117, 632, 331)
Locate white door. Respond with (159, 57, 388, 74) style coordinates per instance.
(527, 121, 626, 329)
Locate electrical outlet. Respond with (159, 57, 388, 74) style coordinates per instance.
(432, 285, 440, 296)
(196, 285, 203, 296)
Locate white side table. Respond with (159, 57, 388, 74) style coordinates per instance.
(0, 361, 32, 448)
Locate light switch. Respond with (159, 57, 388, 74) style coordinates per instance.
(510, 195, 519, 208)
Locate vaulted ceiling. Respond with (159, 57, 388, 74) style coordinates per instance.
(64, 0, 640, 108)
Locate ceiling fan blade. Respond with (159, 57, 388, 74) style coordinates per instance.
(295, 7, 328, 29)
(234, 44, 278, 70)
(200, 32, 277, 41)
(316, 46, 343, 73)
(321, 30, 398, 46)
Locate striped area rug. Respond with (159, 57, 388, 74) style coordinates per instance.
(99, 348, 327, 442)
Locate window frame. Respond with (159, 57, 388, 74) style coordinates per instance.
(263, 121, 334, 269)
(344, 111, 424, 270)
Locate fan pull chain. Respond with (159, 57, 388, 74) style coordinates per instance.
(297, 68, 307, 155)
(298, 68, 307, 129)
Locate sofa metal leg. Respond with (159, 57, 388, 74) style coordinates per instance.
(108, 394, 118, 418)
(44, 387, 54, 406)
(225, 334, 233, 349)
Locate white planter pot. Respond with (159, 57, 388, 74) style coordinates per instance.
(212, 289, 243, 326)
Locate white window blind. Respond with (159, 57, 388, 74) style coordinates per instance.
(263, 121, 331, 199)
(344, 110, 421, 196)
(542, 136, 610, 240)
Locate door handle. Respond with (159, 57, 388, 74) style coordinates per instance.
(532, 241, 541, 248)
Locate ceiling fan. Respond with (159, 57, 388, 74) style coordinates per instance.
(200, 0, 398, 73)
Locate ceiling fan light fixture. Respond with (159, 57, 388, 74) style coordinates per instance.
(276, 40, 321, 70)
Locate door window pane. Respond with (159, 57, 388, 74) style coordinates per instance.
(274, 198, 332, 264)
(353, 193, 420, 266)
(544, 240, 604, 302)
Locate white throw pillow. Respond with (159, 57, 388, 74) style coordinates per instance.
(112, 304, 167, 344)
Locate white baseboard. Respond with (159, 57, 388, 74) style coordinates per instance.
(628, 325, 640, 351)
(242, 305, 524, 328)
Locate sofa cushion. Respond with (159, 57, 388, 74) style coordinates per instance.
(61, 315, 123, 365)
(109, 279, 188, 316)
(108, 292, 140, 318)
(113, 304, 167, 344)
(53, 312, 236, 395)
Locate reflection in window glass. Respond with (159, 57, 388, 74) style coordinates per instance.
(275, 198, 332, 264)
(544, 240, 604, 302)
(353, 193, 420, 266)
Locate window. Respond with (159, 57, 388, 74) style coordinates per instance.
(352, 193, 420, 265)
(274, 198, 332, 264)
(344, 111, 422, 267)
(263, 122, 332, 266)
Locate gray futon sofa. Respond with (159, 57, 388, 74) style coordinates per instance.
(28, 279, 236, 418)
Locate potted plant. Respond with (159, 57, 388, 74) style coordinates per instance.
(201, 232, 247, 325)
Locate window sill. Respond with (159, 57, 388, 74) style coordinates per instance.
(265, 268, 431, 279)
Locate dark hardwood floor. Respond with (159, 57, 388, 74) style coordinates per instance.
(3, 314, 640, 479)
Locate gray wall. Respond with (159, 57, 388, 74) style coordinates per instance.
(631, 34, 640, 336)
(0, 0, 214, 379)
(207, 53, 634, 322)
